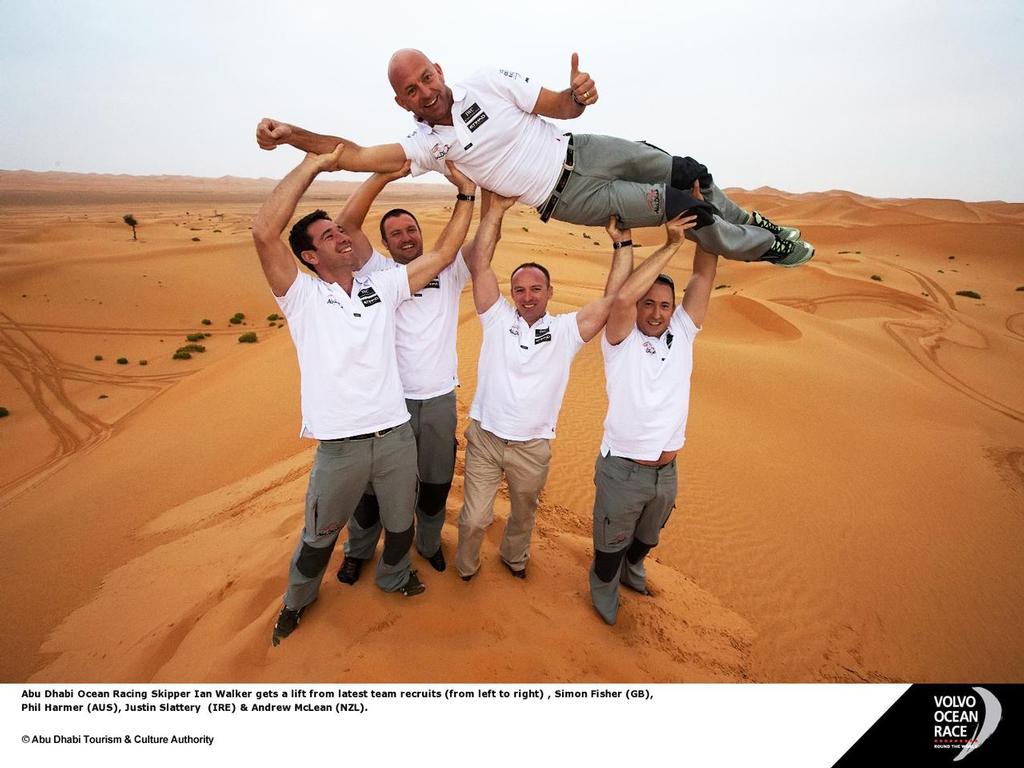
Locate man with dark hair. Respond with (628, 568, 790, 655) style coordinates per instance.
(589, 197, 717, 625)
(327, 170, 486, 583)
(454, 191, 699, 581)
(257, 49, 813, 267)
(251, 145, 476, 645)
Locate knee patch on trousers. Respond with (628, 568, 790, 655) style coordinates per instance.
(418, 481, 452, 517)
(296, 542, 333, 578)
(671, 155, 713, 190)
(353, 493, 380, 529)
(382, 524, 414, 566)
(666, 186, 716, 228)
(594, 549, 627, 583)
(626, 538, 655, 565)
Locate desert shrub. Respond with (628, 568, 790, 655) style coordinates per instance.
(1016, 286, 1024, 292)
(139, 360, 148, 366)
(715, 284, 730, 290)
(176, 343, 206, 354)
(238, 332, 258, 343)
(172, 350, 192, 360)
(191, 237, 201, 242)
(956, 290, 981, 299)
(186, 333, 206, 342)
(267, 313, 281, 322)
(116, 357, 128, 365)
(871, 275, 882, 281)
(94, 354, 103, 361)
(229, 316, 242, 324)
(201, 318, 212, 325)
(0, 407, 9, 418)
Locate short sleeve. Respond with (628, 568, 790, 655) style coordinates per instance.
(484, 68, 542, 114)
(275, 271, 315, 317)
(479, 296, 512, 329)
(674, 304, 700, 343)
(557, 311, 586, 353)
(448, 250, 471, 288)
(399, 131, 445, 177)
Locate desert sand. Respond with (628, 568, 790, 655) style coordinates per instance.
(1, 170, 1022, 683)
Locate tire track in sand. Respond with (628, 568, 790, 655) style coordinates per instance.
(772, 269, 1023, 424)
(0, 311, 191, 503)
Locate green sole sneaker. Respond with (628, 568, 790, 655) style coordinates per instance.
(749, 210, 801, 241)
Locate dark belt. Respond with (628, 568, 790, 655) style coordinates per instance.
(329, 426, 397, 442)
(537, 133, 575, 223)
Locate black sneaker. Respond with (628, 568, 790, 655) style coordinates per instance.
(336, 556, 363, 585)
(398, 570, 426, 597)
(760, 236, 815, 268)
(272, 605, 305, 646)
(424, 547, 447, 573)
(748, 210, 801, 241)
(504, 562, 527, 580)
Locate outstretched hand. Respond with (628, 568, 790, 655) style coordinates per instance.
(665, 213, 698, 244)
(380, 160, 412, 183)
(570, 53, 598, 107)
(605, 214, 630, 244)
(444, 160, 477, 196)
(306, 143, 346, 173)
(257, 118, 292, 150)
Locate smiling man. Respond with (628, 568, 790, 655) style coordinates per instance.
(589, 206, 717, 625)
(251, 147, 475, 646)
(454, 194, 698, 581)
(257, 49, 813, 267)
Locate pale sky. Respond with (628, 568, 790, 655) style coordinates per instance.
(1, 0, 1022, 201)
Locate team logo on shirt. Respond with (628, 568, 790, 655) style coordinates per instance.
(326, 297, 343, 308)
(357, 286, 381, 307)
(534, 327, 552, 344)
(665, 331, 674, 349)
(412, 277, 440, 298)
(642, 340, 657, 355)
(461, 102, 489, 132)
(508, 327, 519, 336)
(498, 69, 526, 82)
(646, 188, 662, 215)
(430, 142, 451, 160)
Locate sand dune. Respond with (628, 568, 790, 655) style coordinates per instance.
(1, 171, 1022, 683)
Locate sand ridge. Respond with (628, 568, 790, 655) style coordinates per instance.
(1, 171, 1022, 682)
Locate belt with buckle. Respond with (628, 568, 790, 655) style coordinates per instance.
(538, 133, 575, 223)
(332, 426, 397, 442)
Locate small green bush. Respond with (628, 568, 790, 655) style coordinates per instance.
(186, 333, 206, 342)
(0, 406, 9, 418)
(870, 275, 882, 281)
(116, 357, 128, 365)
(267, 313, 281, 322)
(1016, 286, 1024, 292)
(201, 318, 212, 325)
(172, 350, 192, 360)
(139, 360, 148, 366)
(176, 343, 206, 354)
(94, 354, 103, 361)
(715, 284, 731, 290)
(229, 316, 242, 324)
(232, 312, 245, 320)
(955, 290, 981, 300)
(191, 237, 201, 242)
(238, 332, 258, 344)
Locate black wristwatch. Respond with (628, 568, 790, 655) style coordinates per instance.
(612, 239, 633, 250)
(456, 193, 475, 202)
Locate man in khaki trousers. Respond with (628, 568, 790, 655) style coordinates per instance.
(456, 194, 699, 580)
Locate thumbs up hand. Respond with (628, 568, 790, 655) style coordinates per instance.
(569, 52, 598, 107)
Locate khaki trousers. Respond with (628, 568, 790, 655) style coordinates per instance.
(456, 420, 551, 577)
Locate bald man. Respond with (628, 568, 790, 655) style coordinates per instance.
(257, 49, 814, 268)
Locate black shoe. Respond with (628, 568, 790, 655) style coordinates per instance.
(748, 210, 800, 241)
(505, 562, 527, 580)
(760, 236, 815, 268)
(336, 556, 364, 585)
(271, 605, 305, 646)
(460, 574, 474, 582)
(424, 547, 447, 573)
(398, 570, 426, 597)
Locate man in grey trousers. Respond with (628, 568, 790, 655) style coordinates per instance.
(251, 144, 476, 645)
(257, 49, 813, 267)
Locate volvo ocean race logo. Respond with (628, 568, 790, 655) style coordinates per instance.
(933, 687, 1002, 761)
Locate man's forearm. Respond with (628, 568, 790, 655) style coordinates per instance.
(466, 209, 505, 275)
(337, 173, 390, 229)
(286, 125, 347, 155)
(615, 241, 683, 304)
(603, 243, 633, 297)
(253, 158, 321, 241)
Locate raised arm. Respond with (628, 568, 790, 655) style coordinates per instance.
(531, 53, 598, 119)
(463, 193, 516, 314)
(251, 145, 344, 297)
(604, 213, 697, 344)
(335, 162, 411, 264)
(256, 118, 407, 172)
(574, 217, 639, 343)
(406, 162, 477, 294)
(681, 245, 718, 328)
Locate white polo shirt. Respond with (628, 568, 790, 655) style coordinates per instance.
(275, 266, 411, 440)
(600, 305, 700, 461)
(399, 68, 567, 208)
(361, 251, 471, 400)
(469, 298, 585, 441)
